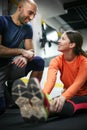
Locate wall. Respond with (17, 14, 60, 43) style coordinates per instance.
(0, 0, 8, 15)
(31, 12, 42, 56)
(80, 29, 87, 51)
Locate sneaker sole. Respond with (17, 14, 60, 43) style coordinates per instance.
(12, 78, 47, 123)
(12, 79, 34, 121)
(26, 78, 48, 122)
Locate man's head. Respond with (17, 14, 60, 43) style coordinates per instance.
(16, 0, 38, 24)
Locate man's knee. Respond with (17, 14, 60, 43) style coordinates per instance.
(34, 56, 45, 70)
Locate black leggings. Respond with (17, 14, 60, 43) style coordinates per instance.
(58, 95, 87, 117)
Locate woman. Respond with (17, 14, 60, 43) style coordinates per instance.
(12, 30, 87, 122)
(43, 30, 87, 116)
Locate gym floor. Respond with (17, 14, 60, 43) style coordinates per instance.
(0, 108, 87, 130)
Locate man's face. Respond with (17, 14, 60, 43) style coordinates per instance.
(18, 2, 37, 24)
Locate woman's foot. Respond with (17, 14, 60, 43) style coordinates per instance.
(12, 77, 48, 123)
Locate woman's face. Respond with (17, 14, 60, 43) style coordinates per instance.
(58, 32, 73, 52)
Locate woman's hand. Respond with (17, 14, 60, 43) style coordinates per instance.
(53, 95, 66, 112)
(12, 55, 28, 68)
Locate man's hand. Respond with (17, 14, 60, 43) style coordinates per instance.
(12, 55, 28, 68)
(22, 49, 35, 61)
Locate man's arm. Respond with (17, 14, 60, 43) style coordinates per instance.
(11, 38, 35, 68)
(24, 39, 34, 50)
(0, 35, 34, 59)
(0, 44, 23, 58)
(0, 35, 23, 57)
(11, 39, 35, 68)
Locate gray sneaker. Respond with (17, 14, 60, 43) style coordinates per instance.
(12, 78, 48, 123)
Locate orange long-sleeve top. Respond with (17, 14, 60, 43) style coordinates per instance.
(43, 54, 87, 100)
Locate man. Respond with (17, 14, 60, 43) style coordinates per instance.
(0, 0, 44, 115)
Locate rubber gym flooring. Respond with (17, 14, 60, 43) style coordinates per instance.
(0, 108, 87, 130)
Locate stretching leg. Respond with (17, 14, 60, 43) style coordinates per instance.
(58, 95, 87, 117)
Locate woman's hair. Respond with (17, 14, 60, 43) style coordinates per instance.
(65, 30, 87, 57)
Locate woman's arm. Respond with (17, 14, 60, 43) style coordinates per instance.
(43, 57, 59, 94)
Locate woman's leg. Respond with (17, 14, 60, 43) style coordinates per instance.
(11, 77, 87, 122)
(12, 77, 48, 123)
(59, 96, 87, 117)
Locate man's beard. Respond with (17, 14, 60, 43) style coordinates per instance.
(18, 14, 26, 25)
